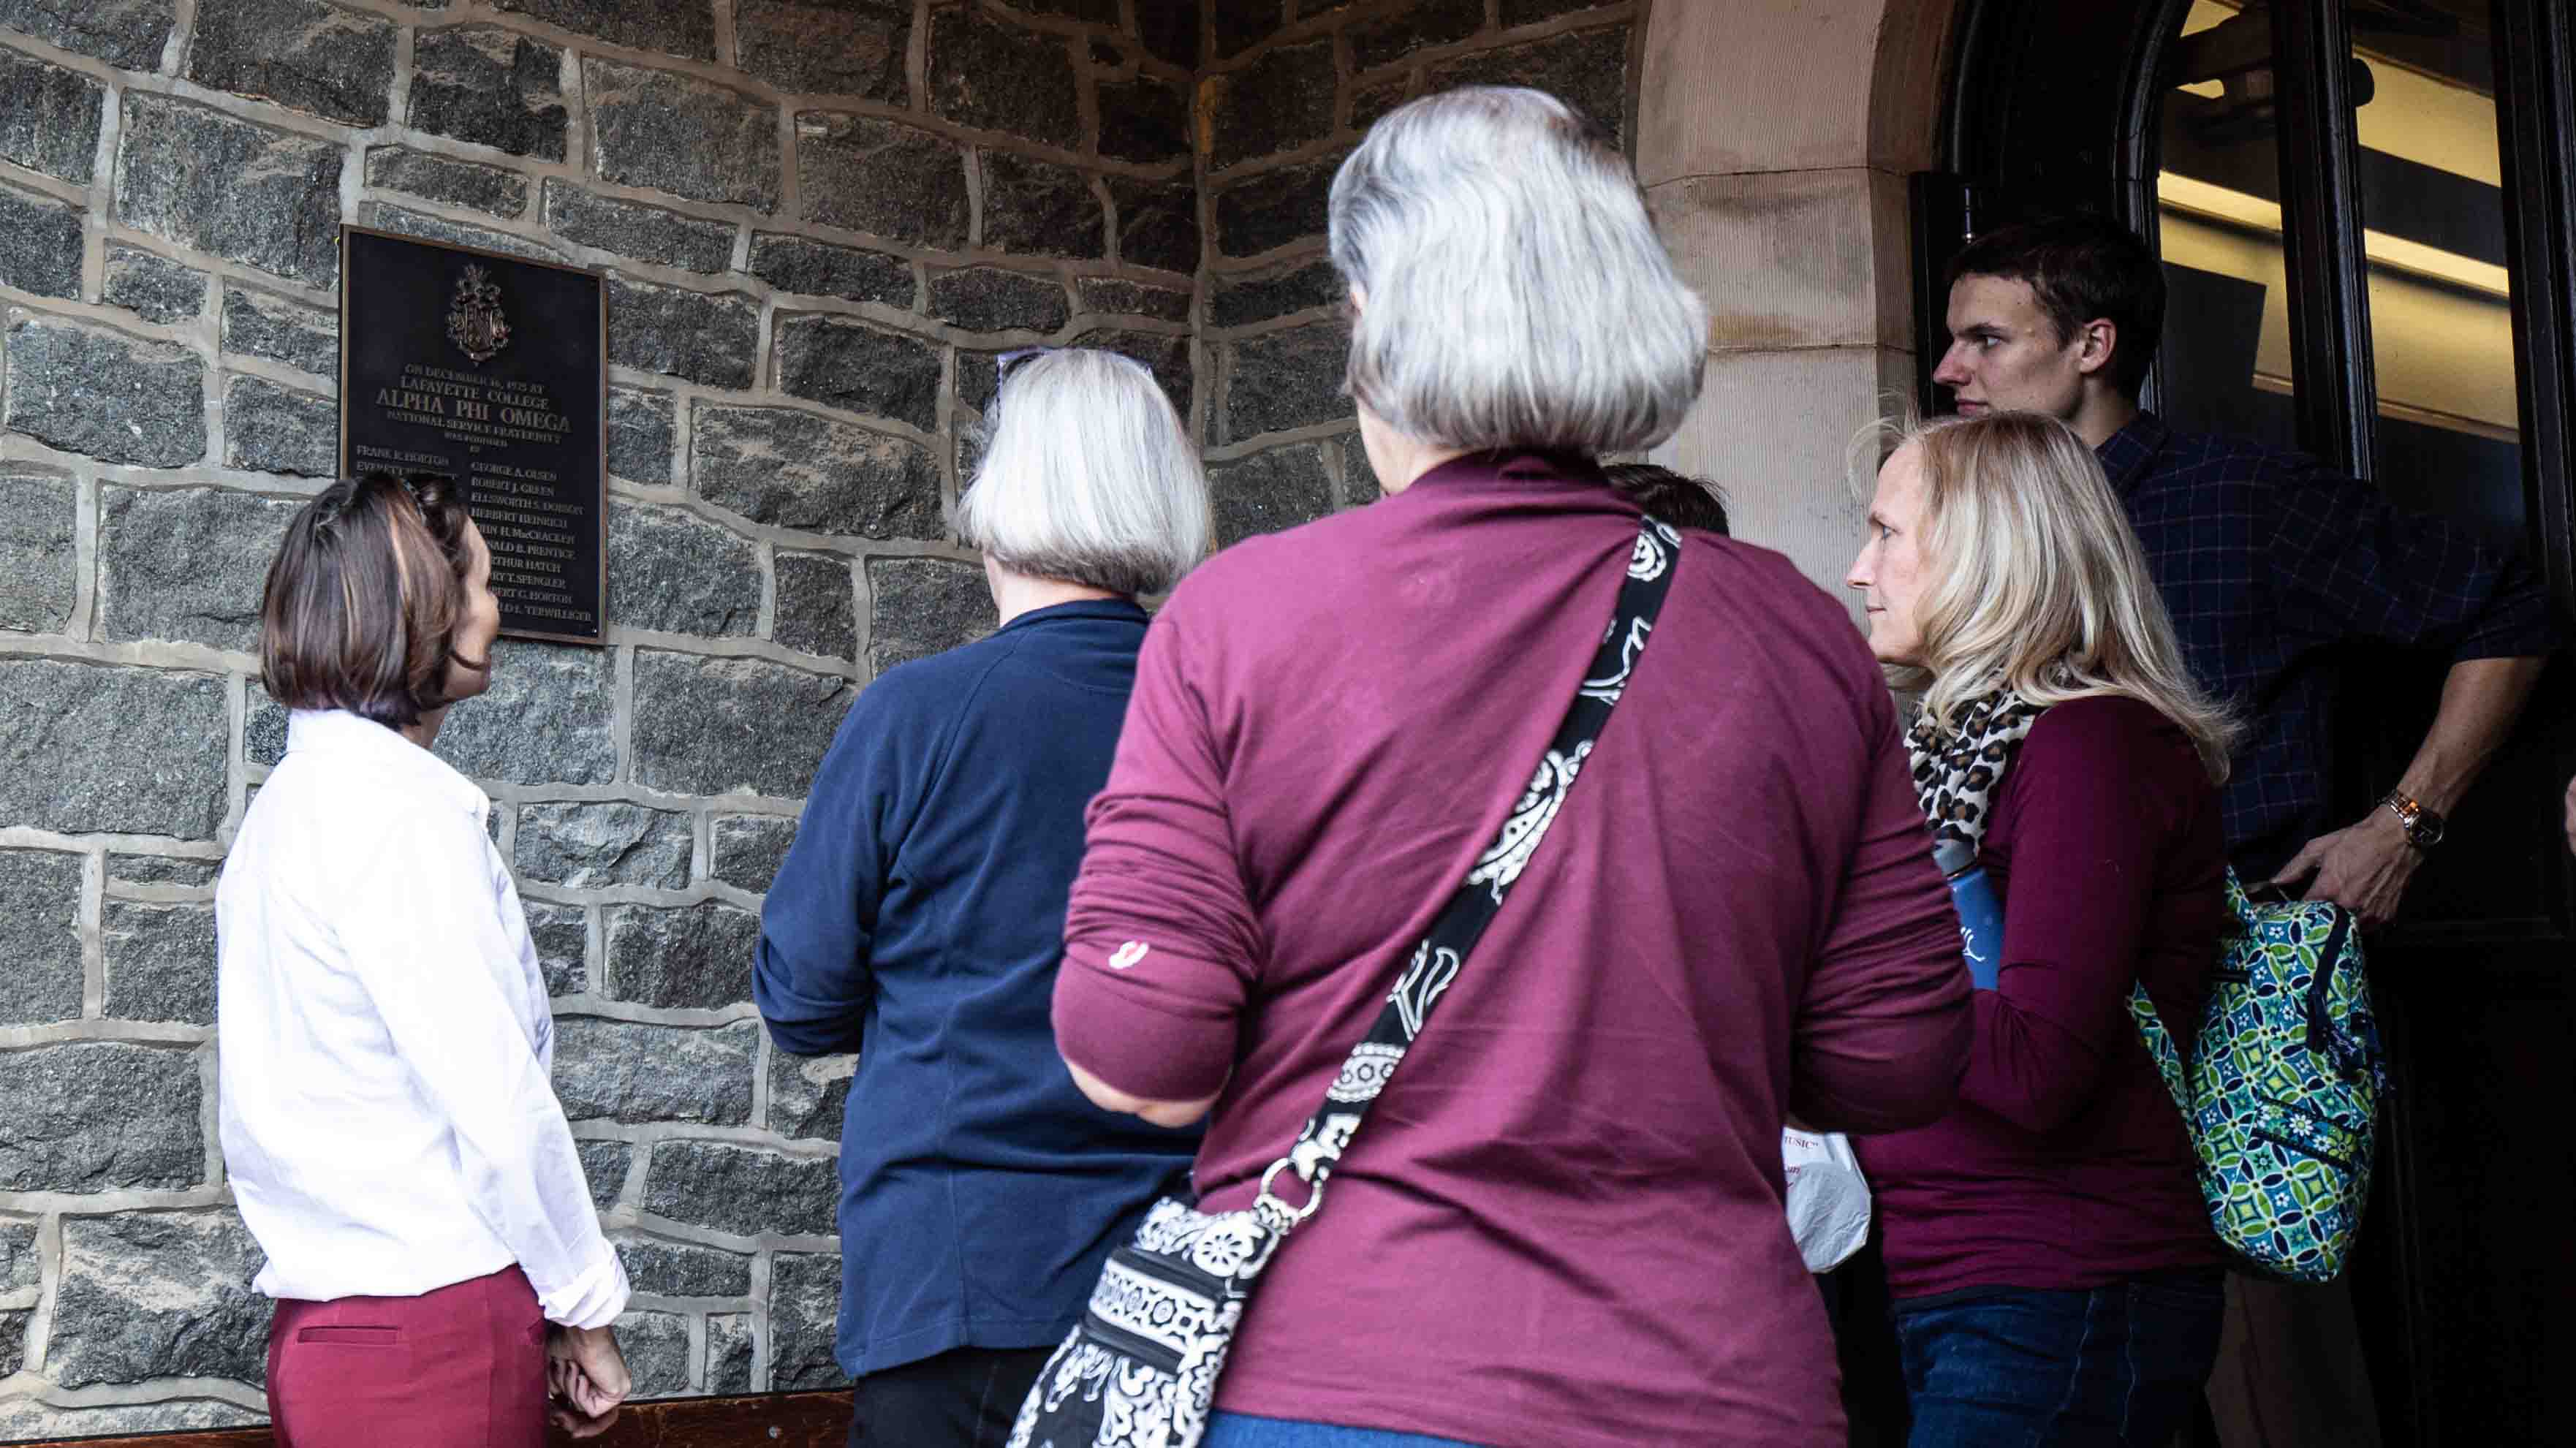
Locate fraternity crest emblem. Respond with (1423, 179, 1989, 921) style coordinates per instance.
(447, 263, 510, 364)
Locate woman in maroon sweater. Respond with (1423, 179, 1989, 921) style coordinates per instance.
(1844, 411, 2240, 1447)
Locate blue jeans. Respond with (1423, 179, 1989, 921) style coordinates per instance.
(1205, 1411, 1485, 1447)
(1893, 1272, 2225, 1448)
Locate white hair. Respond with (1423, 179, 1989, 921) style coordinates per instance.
(1329, 86, 1708, 455)
(958, 349, 1211, 596)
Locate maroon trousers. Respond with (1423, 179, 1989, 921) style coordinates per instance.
(268, 1265, 547, 1448)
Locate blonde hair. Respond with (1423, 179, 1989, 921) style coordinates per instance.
(1873, 411, 2240, 782)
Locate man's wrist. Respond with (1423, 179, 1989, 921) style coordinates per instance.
(2379, 787, 2447, 849)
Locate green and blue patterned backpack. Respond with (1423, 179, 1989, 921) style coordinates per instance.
(2126, 873, 2388, 1284)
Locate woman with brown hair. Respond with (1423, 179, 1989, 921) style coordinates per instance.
(219, 472, 630, 1447)
(1844, 412, 2239, 1447)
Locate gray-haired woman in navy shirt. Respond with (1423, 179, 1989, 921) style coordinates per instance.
(755, 348, 1212, 1448)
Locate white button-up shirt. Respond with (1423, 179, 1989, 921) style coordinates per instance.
(218, 709, 629, 1327)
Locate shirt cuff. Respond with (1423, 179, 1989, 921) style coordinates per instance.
(540, 1243, 632, 1330)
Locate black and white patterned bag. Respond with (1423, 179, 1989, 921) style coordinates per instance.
(1007, 516, 1683, 1448)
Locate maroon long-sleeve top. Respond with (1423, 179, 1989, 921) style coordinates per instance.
(1855, 696, 2231, 1300)
(1052, 451, 1971, 1447)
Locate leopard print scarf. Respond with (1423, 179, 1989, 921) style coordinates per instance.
(1906, 688, 2044, 850)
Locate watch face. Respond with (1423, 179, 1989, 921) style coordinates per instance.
(2417, 814, 2447, 846)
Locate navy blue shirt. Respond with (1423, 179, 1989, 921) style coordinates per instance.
(2096, 412, 2554, 877)
(754, 599, 1200, 1376)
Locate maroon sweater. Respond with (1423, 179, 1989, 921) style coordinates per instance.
(1855, 696, 2230, 1299)
(1053, 452, 1971, 1447)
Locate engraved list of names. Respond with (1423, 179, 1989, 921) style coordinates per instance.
(339, 226, 607, 643)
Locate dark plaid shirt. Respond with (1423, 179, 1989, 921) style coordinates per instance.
(2096, 412, 2554, 878)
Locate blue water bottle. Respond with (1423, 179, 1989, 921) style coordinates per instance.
(1934, 837, 2004, 990)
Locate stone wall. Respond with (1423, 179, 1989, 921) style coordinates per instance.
(0, 0, 1640, 1437)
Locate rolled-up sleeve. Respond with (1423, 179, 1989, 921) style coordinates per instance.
(1791, 691, 1974, 1134)
(1055, 609, 1263, 1103)
(756, 691, 908, 1058)
(340, 814, 629, 1329)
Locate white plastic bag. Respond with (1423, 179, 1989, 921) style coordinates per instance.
(1781, 1127, 1871, 1273)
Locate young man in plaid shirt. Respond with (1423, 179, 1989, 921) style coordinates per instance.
(1928, 213, 2554, 1448)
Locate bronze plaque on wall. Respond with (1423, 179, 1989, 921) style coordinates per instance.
(339, 225, 608, 645)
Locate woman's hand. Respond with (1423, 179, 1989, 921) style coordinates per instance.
(546, 1323, 631, 1436)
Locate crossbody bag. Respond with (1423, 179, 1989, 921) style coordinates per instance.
(1006, 515, 1683, 1448)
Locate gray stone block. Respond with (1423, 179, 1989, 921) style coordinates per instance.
(773, 314, 942, 433)
(1022, 0, 1116, 19)
(99, 485, 298, 652)
(102, 900, 218, 1025)
(980, 151, 1104, 260)
(221, 284, 338, 376)
(1338, 429, 1382, 506)
(1210, 258, 1341, 328)
(1210, 441, 1333, 547)
(553, 1017, 757, 1125)
(607, 275, 759, 389)
(515, 800, 692, 890)
(431, 640, 617, 786)
(0, 45, 105, 183)
(736, 0, 909, 101)
(116, 93, 344, 284)
(691, 403, 942, 537)
(1107, 175, 1198, 275)
(409, 26, 568, 161)
(795, 113, 968, 249)
(615, 1236, 753, 1298)
(1223, 319, 1349, 441)
(577, 1138, 633, 1210)
(495, 0, 713, 57)
(1098, 75, 1189, 167)
(710, 814, 798, 893)
(1211, 1, 1277, 60)
(766, 1250, 849, 1387)
(1068, 325, 1193, 420)
(49, 1210, 266, 1390)
(602, 899, 761, 1008)
(0, 181, 81, 300)
(103, 244, 209, 325)
(109, 854, 222, 888)
(773, 550, 856, 662)
(0, 849, 82, 1027)
(1208, 40, 1334, 172)
(1501, 0, 1621, 26)
(0, 469, 76, 634)
(616, 1308, 693, 1398)
(928, 4, 1077, 144)
(707, 1312, 754, 1393)
(865, 557, 996, 673)
(1213, 157, 1335, 259)
(223, 376, 337, 477)
(606, 501, 760, 639)
(748, 233, 912, 308)
(631, 651, 851, 799)
(1349, 0, 1484, 72)
(1137, 0, 1199, 68)
(0, 660, 228, 838)
(1077, 277, 1192, 323)
(0, 1307, 22, 1377)
(0, 0, 176, 69)
(4, 314, 205, 468)
(586, 58, 779, 212)
(0, 1218, 36, 1293)
(955, 348, 1003, 413)
(365, 144, 529, 216)
(186, 0, 397, 126)
(246, 681, 287, 768)
(362, 200, 566, 262)
(1351, 75, 1414, 132)
(0, 1400, 265, 1438)
(769, 1048, 852, 1142)
(644, 1141, 838, 1239)
(1428, 23, 1630, 146)
(525, 898, 588, 996)
(606, 387, 674, 485)
(928, 266, 1070, 334)
(0, 1043, 204, 1193)
(543, 178, 736, 274)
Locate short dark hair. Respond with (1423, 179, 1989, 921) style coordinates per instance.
(260, 472, 485, 729)
(1947, 213, 2166, 397)
(1602, 463, 1730, 536)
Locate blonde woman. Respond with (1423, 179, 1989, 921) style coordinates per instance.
(1844, 411, 2240, 1448)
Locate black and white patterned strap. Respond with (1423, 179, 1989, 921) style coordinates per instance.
(1249, 515, 1683, 1232)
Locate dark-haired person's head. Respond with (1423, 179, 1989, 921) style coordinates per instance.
(1602, 463, 1730, 537)
(260, 472, 499, 736)
(1933, 214, 2164, 446)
